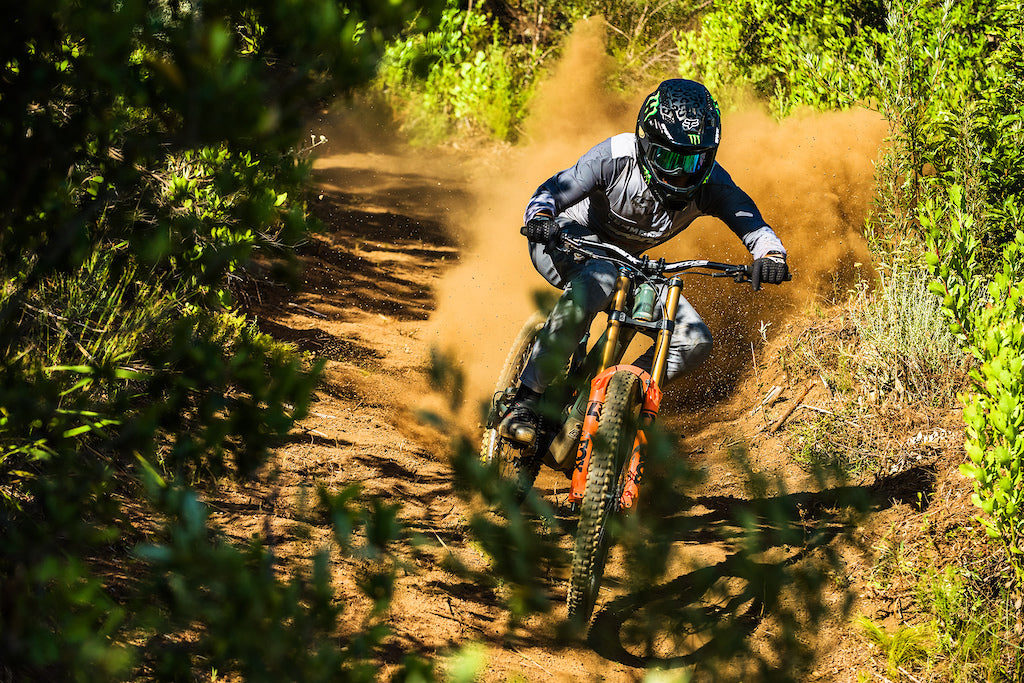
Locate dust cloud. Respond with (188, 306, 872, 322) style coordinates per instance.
(400, 18, 887, 422)
(648, 105, 887, 405)
(424, 18, 643, 425)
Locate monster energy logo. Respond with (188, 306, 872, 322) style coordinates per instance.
(643, 92, 660, 120)
(688, 133, 701, 144)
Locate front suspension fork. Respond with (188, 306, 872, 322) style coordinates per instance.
(568, 276, 682, 509)
(568, 365, 662, 509)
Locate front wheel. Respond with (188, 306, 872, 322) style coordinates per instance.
(567, 370, 643, 631)
(480, 313, 546, 501)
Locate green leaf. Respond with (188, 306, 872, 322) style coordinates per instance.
(135, 454, 166, 489)
(113, 367, 149, 380)
(45, 365, 95, 375)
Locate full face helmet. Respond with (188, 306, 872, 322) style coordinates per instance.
(636, 79, 721, 209)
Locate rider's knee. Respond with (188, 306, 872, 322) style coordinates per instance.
(569, 260, 619, 313)
(691, 322, 713, 349)
(665, 324, 713, 381)
(582, 259, 619, 290)
(687, 336, 714, 368)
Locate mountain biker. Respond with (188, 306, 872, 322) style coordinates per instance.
(499, 78, 789, 447)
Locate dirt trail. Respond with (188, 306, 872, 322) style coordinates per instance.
(208, 97, 964, 680)
(216, 22, 971, 671)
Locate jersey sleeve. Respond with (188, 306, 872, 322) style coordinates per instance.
(523, 137, 627, 223)
(698, 164, 787, 259)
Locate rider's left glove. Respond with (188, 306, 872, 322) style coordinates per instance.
(752, 252, 788, 291)
(522, 215, 561, 249)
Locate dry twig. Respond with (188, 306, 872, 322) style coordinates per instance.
(769, 379, 818, 433)
(750, 385, 783, 416)
(510, 647, 554, 676)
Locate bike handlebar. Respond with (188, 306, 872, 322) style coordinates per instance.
(565, 234, 751, 280)
(521, 226, 754, 284)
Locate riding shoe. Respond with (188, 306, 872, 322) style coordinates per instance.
(498, 401, 539, 446)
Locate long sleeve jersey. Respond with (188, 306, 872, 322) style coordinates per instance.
(524, 133, 786, 259)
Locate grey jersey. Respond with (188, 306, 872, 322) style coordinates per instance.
(524, 133, 786, 258)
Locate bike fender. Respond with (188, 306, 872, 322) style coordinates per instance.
(602, 365, 664, 424)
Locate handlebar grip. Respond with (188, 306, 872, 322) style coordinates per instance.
(520, 225, 529, 236)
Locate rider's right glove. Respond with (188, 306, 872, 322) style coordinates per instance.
(522, 215, 560, 249)
(751, 252, 788, 291)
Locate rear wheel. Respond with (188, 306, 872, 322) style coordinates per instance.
(567, 370, 642, 631)
(480, 313, 546, 501)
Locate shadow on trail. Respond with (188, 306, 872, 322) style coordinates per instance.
(239, 160, 466, 329)
(668, 465, 937, 545)
(313, 164, 465, 237)
(297, 202, 455, 323)
(259, 319, 386, 363)
(584, 466, 936, 676)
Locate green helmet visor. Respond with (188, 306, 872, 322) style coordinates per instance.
(648, 144, 707, 175)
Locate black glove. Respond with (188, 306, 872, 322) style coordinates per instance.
(751, 253, 788, 291)
(521, 215, 560, 247)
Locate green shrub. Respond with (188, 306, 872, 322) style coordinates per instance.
(852, 253, 969, 403)
(675, 0, 886, 114)
(867, 0, 1015, 255)
(563, 0, 707, 86)
(927, 185, 1024, 582)
(0, 0, 445, 679)
(378, 1, 532, 142)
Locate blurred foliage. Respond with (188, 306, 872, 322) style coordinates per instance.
(590, 433, 867, 681)
(5, 0, 1022, 678)
(384, 0, 1021, 677)
(447, 380, 870, 679)
(0, 0, 445, 680)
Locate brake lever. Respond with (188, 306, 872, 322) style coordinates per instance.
(711, 266, 751, 283)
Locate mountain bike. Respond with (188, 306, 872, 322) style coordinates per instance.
(480, 233, 758, 630)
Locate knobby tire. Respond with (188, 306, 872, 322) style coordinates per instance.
(567, 370, 642, 631)
(480, 312, 546, 502)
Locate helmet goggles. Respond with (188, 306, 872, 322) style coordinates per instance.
(647, 143, 709, 176)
